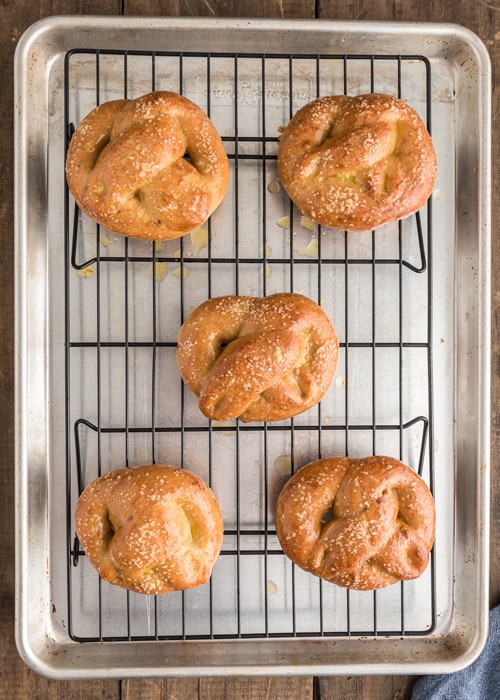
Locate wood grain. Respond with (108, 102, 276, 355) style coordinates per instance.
(1, 1, 122, 698)
(124, 0, 316, 18)
(1, 0, 498, 699)
(318, 675, 418, 700)
(121, 677, 314, 700)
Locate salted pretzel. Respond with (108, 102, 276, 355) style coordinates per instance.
(176, 293, 339, 423)
(66, 91, 230, 240)
(277, 93, 437, 231)
(75, 464, 224, 595)
(276, 456, 435, 590)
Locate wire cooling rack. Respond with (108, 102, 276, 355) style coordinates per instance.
(64, 48, 435, 643)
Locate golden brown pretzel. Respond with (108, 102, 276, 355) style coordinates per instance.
(275, 456, 435, 590)
(277, 93, 437, 231)
(176, 293, 339, 423)
(66, 91, 230, 240)
(75, 464, 224, 595)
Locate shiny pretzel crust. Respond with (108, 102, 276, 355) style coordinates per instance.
(277, 93, 437, 231)
(276, 456, 436, 590)
(66, 91, 230, 240)
(75, 464, 224, 595)
(176, 293, 339, 423)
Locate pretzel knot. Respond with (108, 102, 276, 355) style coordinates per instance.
(66, 91, 230, 240)
(176, 293, 339, 423)
(276, 456, 436, 590)
(277, 93, 437, 231)
(75, 465, 224, 595)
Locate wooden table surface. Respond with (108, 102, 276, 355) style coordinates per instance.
(1, 1, 498, 698)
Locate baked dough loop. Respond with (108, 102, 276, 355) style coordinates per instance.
(276, 456, 435, 590)
(65, 91, 230, 241)
(176, 293, 339, 423)
(75, 464, 224, 595)
(277, 93, 437, 231)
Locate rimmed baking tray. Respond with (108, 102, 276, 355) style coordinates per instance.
(14, 16, 491, 678)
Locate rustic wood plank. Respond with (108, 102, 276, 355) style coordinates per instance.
(200, 676, 314, 699)
(122, 678, 200, 700)
(317, 675, 418, 700)
(124, 0, 316, 18)
(122, 676, 313, 700)
(1, 1, 122, 697)
(474, 0, 500, 615)
(45, 680, 122, 700)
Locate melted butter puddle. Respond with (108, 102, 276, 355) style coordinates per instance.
(294, 238, 318, 258)
(191, 227, 208, 253)
(171, 267, 189, 281)
(267, 580, 278, 595)
(76, 267, 95, 279)
(300, 215, 316, 231)
(148, 262, 168, 282)
(274, 455, 292, 475)
(212, 419, 236, 435)
(276, 216, 290, 229)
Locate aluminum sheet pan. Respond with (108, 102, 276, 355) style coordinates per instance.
(14, 16, 491, 679)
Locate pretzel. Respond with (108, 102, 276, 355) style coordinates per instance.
(277, 93, 437, 231)
(66, 91, 230, 240)
(75, 464, 224, 595)
(275, 456, 435, 590)
(176, 293, 339, 423)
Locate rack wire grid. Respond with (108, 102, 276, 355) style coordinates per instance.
(64, 48, 435, 643)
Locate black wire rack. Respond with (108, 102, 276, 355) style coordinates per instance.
(64, 48, 435, 643)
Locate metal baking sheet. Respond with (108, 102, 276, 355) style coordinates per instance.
(14, 17, 491, 678)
